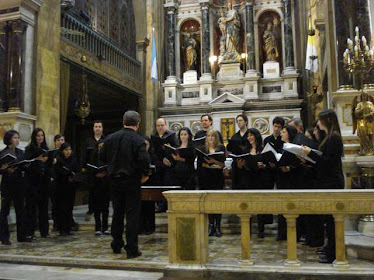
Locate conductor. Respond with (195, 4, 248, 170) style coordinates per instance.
(101, 111, 149, 258)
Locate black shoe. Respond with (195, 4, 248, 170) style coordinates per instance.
(258, 231, 265, 239)
(208, 224, 215, 236)
(18, 237, 32, 243)
(318, 256, 334, 264)
(71, 223, 79, 232)
(215, 228, 222, 238)
(127, 250, 142, 259)
(1, 240, 11, 245)
(111, 243, 122, 254)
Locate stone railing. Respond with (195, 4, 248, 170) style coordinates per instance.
(60, 12, 141, 81)
(163, 190, 374, 270)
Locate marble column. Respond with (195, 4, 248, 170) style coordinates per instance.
(166, 6, 176, 79)
(283, 0, 295, 69)
(8, 20, 27, 112)
(334, 0, 353, 88)
(245, 1, 255, 72)
(200, 3, 211, 76)
(0, 21, 9, 112)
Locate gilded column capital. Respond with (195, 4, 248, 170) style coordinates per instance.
(0, 21, 9, 35)
(9, 19, 28, 34)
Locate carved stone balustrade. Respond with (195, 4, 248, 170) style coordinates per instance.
(163, 190, 374, 272)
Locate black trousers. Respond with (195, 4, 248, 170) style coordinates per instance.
(110, 179, 141, 253)
(25, 177, 49, 237)
(0, 182, 26, 241)
(56, 182, 76, 234)
(94, 211, 109, 232)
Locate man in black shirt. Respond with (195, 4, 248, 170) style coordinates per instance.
(226, 114, 249, 189)
(264, 116, 284, 153)
(101, 111, 149, 258)
(83, 121, 105, 218)
(150, 118, 176, 186)
(194, 114, 223, 143)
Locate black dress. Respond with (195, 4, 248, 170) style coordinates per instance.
(55, 154, 80, 235)
(172, 145, 196, 190)
(308, 133, 344, 261)
(197, 145, 226, 190)
(24, 144, 53, 237)
(0, 147, 28, 242)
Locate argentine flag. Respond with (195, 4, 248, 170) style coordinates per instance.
(151, 28, 158, 82)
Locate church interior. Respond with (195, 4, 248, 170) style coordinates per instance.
(0, 0, 374, 279)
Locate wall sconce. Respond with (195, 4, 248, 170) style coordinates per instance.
(209, 55, 217, 80)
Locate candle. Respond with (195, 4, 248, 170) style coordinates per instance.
(355, 26, 359, 37)
(354, 45, 359, 57)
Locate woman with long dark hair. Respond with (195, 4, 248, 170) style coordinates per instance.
(0, 130, 32, 244)
(276, 125, 298, 241)
(237, 128, 273, 238)
(197, 129, 226, 237)
(24, 128, 52, 238)
(171, 127, 196, 190)
(302, 109, 344, 263)
(55, 142, 80, 236)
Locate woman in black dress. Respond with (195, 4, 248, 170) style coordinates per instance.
(55, 142, 80, 236)
(171, 127, 196, 190)
(0, 130, 32, 244)
(276, 125, 298, 241)
(237, 128, 273, 238)
(24, 128, 53, 238)
(302, 109, 344, 263)
(197, 129, 226, 237)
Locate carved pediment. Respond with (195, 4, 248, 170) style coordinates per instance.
(209, 92, 245, 106)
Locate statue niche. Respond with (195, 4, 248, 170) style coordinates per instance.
(217, 0, 241, 64)
(180, 20, 201, 77)
(258, 11, 282, 73)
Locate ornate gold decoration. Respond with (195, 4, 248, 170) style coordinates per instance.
(343, 27, 374, 156)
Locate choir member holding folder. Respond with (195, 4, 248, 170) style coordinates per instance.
(88, 140, 110, 236)
(0, 130, 32, 245)
(276, 125, 298, 241)
(234, 128, 273, 238)
(194, 114, 224, 146)
(24, 128, 54, 239)
(150, 118, 177, 186)
(301, 110, 344, 264)
(226, 115, 249, 189)
(166, 127, 196, 190)
(55, 142, 80, 236)
(197, 129, 226, 237)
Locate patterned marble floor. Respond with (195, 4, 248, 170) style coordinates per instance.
(0, 229, 373, 274)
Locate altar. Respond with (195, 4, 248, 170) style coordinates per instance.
(161, 0, 301, 139)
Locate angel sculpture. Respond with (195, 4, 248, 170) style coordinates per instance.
(352, 92, 374, 156)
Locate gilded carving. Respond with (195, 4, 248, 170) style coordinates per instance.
(336, 202, 345, 211)
(240, 202, 248, 210)
(176, 217, 196, 261)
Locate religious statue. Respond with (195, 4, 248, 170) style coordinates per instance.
(352, 92, 374, 156)
(262, 21, 280, 62)
(183, 33, 197, 71)
(217, 1, 241, 63)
